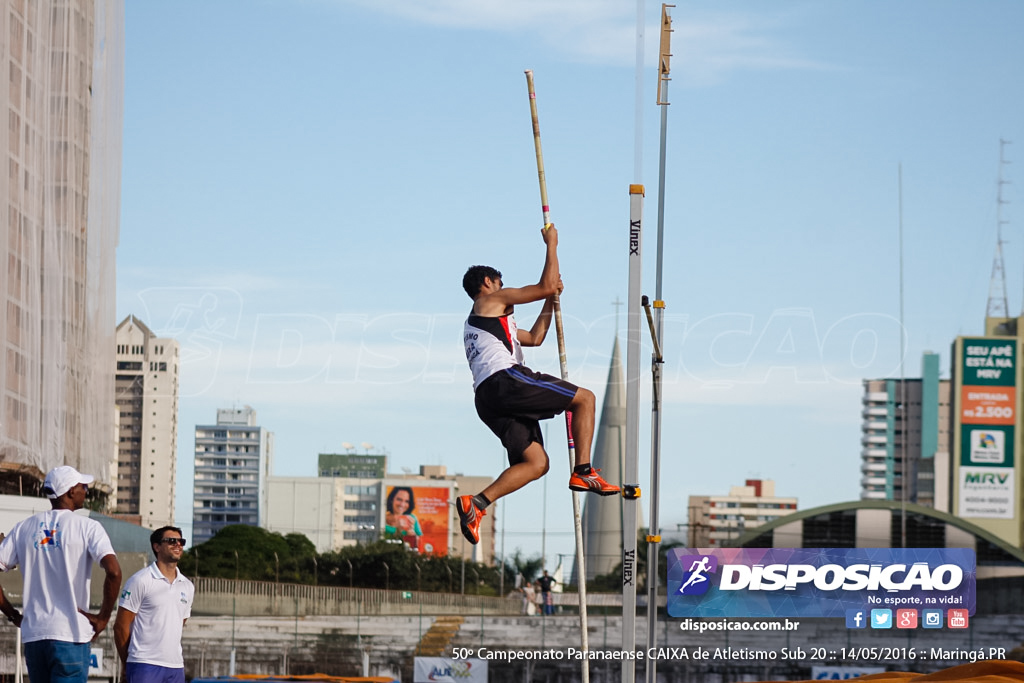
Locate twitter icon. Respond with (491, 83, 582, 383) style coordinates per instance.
(870, 609, 893, 629)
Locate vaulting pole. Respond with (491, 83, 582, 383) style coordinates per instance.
(525, 69, 590, 683)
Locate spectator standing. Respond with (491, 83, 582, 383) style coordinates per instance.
(0, 466, 122, 683)
(537, 569, 557, 616)
(114, 526, 194, 683)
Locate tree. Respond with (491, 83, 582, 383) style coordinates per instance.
(181, 526, 514, 596)
(180, 525, 316, 582)
(502, 549, 544, 590)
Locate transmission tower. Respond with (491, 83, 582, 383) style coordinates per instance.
(987, 139, 1012, 318)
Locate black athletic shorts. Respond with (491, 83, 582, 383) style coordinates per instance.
(474, 365, 578, 465)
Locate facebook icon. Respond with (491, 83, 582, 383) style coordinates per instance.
(846, 609, 867, 629)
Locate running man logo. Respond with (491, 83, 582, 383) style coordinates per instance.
(677, 554, 718, 596)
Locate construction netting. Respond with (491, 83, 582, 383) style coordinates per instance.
(0, 0, 123, 492)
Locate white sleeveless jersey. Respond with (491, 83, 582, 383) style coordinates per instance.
(464, 311, 524, 388)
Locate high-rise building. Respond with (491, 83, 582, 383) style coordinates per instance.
(860, 352, 951, 508)
(687, 480, 797, 547)
(113, 315, 179, 528)
(193, 406, 274, 544)
(0, 0, 123, 494)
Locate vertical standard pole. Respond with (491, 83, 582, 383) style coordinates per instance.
(525, 69, 590, 683)
(646, 7, 673, 683)
(623, 185, 644, 683)
(627, 0, 646, 674)
(15, 627, 23, 683)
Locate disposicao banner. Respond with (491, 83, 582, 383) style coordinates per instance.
(667, 548, 975, 618)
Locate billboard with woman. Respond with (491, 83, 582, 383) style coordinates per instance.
(383, 485, 450, 555)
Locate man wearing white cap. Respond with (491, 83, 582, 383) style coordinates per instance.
(0, 465, 123, 683)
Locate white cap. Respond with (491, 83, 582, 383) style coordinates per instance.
(43, 466, 95, 499)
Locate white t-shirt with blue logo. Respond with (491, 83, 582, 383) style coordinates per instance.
(0, 508, 116, 643)
(119, 563, 194, 668)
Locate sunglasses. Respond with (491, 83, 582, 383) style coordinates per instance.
(160, 538, 187, 547)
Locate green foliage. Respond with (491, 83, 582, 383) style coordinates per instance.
(179, 526, 570, 599)
(317, 540, 500, 594)
(179, 525, 316, 582)
(502, 549, 544, 588)
(184, 522, 672, 599)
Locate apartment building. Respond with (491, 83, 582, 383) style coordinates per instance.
(687, 479, 798, 547)
(193, 406, 274, 544)
(114, 315, 179, 527)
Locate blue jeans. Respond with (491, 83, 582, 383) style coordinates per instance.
(23, 640, 90, 683)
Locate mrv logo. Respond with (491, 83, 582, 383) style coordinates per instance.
(965, 472, 1010, 485)
(667, 548, 975, 619)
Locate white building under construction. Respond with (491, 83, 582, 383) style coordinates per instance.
(0, 0, 123, 496)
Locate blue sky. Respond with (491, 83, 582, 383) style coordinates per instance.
(117, 1, 1024, 568)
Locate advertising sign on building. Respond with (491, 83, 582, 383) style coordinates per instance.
(958, 466, 1014, 519)
(383, 485, 450, 555)
(956, 338, 1017, 520)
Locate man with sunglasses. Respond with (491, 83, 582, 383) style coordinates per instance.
(0, 465, 123, 683)
(114, 526, 194, 683)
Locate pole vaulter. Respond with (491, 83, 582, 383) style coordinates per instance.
(525, 69, 592, 683)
